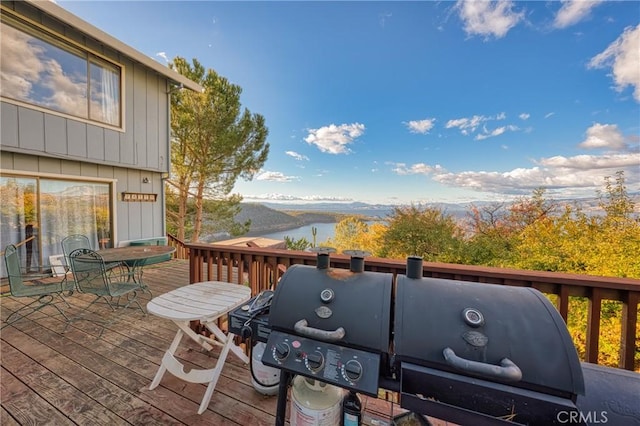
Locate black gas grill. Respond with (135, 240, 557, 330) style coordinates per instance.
(228, 252, 640, 426)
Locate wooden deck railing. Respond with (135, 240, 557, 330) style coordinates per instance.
(185, 242, 640, 371)
(167, 233, 190, 259)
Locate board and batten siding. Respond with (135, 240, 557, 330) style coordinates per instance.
(0, 1, 172, 242)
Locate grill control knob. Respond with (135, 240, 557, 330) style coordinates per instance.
(305, 351, 324, 372)
(273, 342, 290, 361)
(343, 360, 363, 382)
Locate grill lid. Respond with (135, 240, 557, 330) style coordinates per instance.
(268, 262, 393, 353)
(394, 274, 585, 397)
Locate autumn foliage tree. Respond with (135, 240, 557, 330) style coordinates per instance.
(325, 216, 372, 253)
(380, 205, 462, 261)
(463, 202, 517, 266)
(515, 173, 639, 277)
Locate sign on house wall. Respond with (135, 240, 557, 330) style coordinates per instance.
(121, 192, 158, 202)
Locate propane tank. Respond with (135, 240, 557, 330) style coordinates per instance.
(290, 376, 343, 426)
(250, 342, 280, 395)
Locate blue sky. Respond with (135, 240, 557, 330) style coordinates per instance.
(60, 1, 640, 205)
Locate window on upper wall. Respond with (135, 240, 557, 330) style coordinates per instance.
(0, 13, 122, 128)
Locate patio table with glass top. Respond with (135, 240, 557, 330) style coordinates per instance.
(81, 245, 175, 289)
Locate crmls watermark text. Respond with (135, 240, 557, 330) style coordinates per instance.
(557, 411, 609, 424)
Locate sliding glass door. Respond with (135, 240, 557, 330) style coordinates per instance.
(0, 175, 113, 277)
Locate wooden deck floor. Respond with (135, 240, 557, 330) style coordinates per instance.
(0, 259, 444, 426)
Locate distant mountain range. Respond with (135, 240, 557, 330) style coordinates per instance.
(260, 201, 395, 217)
(233, 195, 639, 239)
(259, 201, 469, 218)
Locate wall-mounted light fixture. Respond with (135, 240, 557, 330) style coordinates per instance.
(167, 82, 184, 94)
(142, 177, 150, 184)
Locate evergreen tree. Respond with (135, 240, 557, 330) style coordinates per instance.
(167, 57, 269, 242)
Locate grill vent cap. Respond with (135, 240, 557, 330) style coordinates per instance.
(406, 256, 423, 279)
(343, 250, 371, 273)
(309, 247, 336, 269)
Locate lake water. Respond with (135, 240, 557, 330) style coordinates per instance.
(258, 220, 382, 245)
(259, 222, 338, 244)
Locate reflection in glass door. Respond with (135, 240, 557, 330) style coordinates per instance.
(0, 176, 39, 275)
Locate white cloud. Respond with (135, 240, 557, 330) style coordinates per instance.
(244, 193, 353, 202)
(475, 125, 519, 140)
(41, 59, 88, 117)
(0, 24, 44, 99)
(554, 0, 603, 29)
(379, 12, 392, 28)
(432, 167, 610, 194)
(445, 113, 517, 138)
(404, 118, 436, 134)
(519, 113, 530, 120)
(285, 151, 309, 161)
(578, 123, 626, 150)
(0, 23, 87, 118)
(433, 156, 640, 195)
(304, 123, 365, 154)
(156, 52, 169, 63)
(455, 0, 524, 39)
(390, 163, 446, 175)
(445, 115, 487, 132)
(589, 24, 640, 102)
(538, 153, 639, 169)
(300, 195, 352, 202)
(544, 112, 555, 119)
(255, 171, 299, 182)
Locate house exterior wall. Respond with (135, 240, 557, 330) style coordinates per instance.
(0, 1, 173, 243)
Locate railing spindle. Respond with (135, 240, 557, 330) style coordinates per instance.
(586, 288, 603, 364)
(620, 291, 639, 370)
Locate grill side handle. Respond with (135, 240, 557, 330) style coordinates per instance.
(294, 319, 346, 342)
(443, 347, 522, 382)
